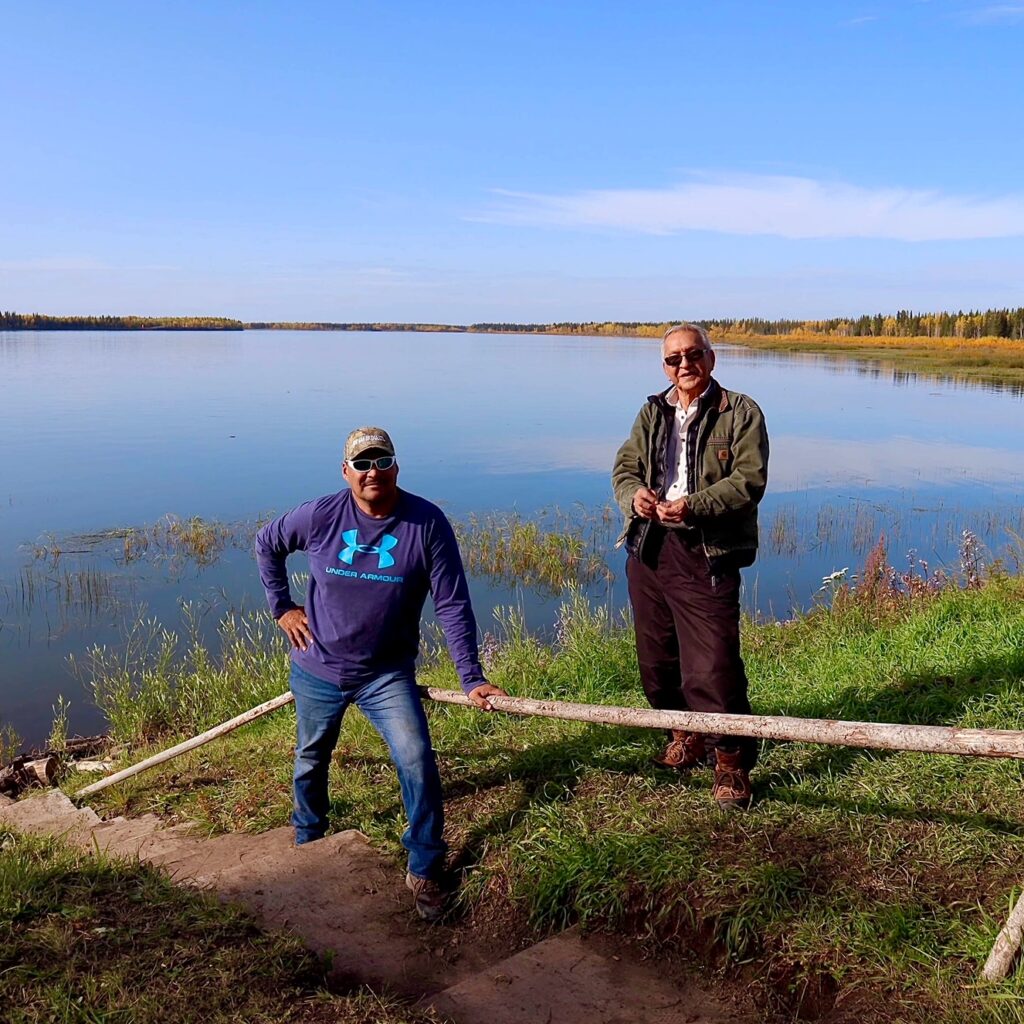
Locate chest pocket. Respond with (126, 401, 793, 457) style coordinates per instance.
(707, 435, 732, 466)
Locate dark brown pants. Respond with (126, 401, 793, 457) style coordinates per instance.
(626, 530, 757, 769)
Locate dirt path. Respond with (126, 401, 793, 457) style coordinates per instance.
(1, 790, 755, 1023)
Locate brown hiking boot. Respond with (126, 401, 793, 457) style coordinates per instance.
(652, 729, 707, 770)
(405, 871, 449, 923)
(712, 749, 752, 811)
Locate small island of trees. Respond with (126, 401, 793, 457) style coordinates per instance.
(0, 313, 243, 331)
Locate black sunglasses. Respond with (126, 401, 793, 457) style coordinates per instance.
(347, 456, 396, 472)
(663, 349, 708, 368)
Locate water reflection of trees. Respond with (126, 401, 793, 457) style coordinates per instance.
(723, 344, 1024, 397)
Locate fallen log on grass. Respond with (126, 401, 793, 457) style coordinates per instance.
(77, 688, 1024, 801)
(425, 689, 1024, 760)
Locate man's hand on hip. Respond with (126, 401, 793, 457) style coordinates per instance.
(632, 487, 659, 519)
(277, 607, 314, 651)
(467, 683, 508, 712)
(656, 498, 689, 524)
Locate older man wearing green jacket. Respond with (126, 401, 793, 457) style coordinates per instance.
(612, 323, 769, 810)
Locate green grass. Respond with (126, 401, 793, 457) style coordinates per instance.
(61, 573, 1024, 1022)
(0, 829, 443, 1023)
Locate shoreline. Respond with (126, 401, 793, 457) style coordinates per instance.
(5, 319, 1024, 383)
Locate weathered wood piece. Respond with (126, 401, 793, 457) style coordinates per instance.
(61, 735, 111, 758)
(0, 755, 58, 793)
(26, 756, 58, 785)
(0, 761, 23, 794)
(983, 889, 1024, 982)
(75, 692, 296, 797)
(421, 689, 1024, 760)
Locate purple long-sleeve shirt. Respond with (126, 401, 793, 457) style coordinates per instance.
(255, 489, 486, 694)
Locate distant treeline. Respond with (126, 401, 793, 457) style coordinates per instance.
(704, 307, 1024, 340)
(249, 308, 1024, 340)
(244, 321, 460, 332)
(5, 306, 1024, 339)
(477, 308, 1024, 341)
(0, 312, 243, 331)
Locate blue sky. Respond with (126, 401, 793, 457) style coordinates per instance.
(2, 1, 1023, 322)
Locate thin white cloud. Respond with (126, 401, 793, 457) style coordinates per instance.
(840, 14, 880, 25)
(474, 172, 1024, 241)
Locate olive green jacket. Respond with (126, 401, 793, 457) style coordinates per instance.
(611, 379, 769, 566)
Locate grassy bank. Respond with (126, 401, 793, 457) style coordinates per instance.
(715, 330, 1024, 386)
(0, 828, 440, 1023)
(60, 556, 1024, 1022)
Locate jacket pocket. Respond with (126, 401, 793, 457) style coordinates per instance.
(706, 434, 732, 467)
(626, 518, 665, 568)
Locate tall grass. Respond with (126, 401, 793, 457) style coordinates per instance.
(0, 722, 21, 767)
(75, 607, 289, 743)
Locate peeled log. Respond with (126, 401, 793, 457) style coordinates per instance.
(421, 690, 1024, 761)
(983, 889, 1024, 982)
(78, 688, 1024, 802)
(75, 692, 297, 797)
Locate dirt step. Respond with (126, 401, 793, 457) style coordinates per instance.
(195, 828, 496, 998)
(0, 789, 100, 841)
(89, 814, 205, 865)
(424, 931, 754, 1024)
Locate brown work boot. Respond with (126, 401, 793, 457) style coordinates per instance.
(652, 729, 706, 770)
(405, 871, 449, 923)
(712, 749, 752, 811)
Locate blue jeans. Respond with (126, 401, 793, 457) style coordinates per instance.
(289, 661, 446, 879)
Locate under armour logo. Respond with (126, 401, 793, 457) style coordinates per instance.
(339, 530, 399, 569)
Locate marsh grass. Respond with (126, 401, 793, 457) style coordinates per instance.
(0, 564, 124, 625)
(30, 514, 257, 570)
(454, 507, 617, 594)
(0, 828, 441, 1024)
(64, 545, 1024, 1021)
(20, 507, 616, 605)
(764, 498, 1024, 569)
(74, 606, 289, 743)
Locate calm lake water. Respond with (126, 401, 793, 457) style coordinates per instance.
(2, 329, 1023, 745)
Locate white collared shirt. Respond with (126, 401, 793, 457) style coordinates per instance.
(663, 384, 711, 501)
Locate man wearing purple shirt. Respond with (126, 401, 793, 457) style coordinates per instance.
(256, 426, 506, 921)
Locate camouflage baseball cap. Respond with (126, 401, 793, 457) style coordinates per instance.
(344, 426, 396, 461)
